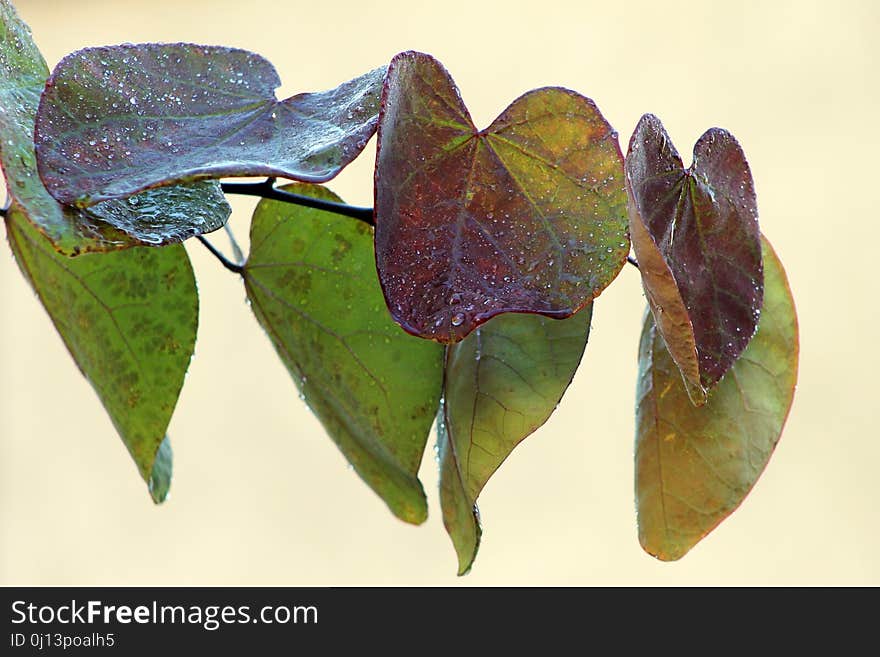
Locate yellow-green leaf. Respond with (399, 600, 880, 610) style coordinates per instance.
(244, 183, 443, 523)
(439, 309, 591, 574)
(5, 208, 197, 500)
(635, 236, 798, 560)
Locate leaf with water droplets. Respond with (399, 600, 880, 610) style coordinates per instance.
(439, 308, 591, 574)
(244, 183, 444, 524)
(4, 206, 197, 501)
(635, 236, 797, 560)
(35, 42, 385, 206)
(625, 114, 762, 404)
(375, 51, 628, 343)
(0, 2, 230, 254)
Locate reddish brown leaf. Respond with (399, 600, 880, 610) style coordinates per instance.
(0, 4, 230, 254)
(34, 43, 384, 207)
(625, 114, 762, 402)
(375, 51, 628, 343)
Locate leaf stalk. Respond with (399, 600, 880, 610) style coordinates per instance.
(220, 178, 374, 226)
(196, 235, 244, 274)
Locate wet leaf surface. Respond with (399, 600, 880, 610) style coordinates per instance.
(635, 236, 797, 560)
(244, 183, 444, 524)
(439, 308, 591, 574)
(0, 3, 230, 254)
(625, 114, 762, 402)
(35, 42, 385, 206)
(5, 207, 197, 500)
(375, 51, 627, 343)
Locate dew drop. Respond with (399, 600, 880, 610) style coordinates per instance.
(451, 313, 465, 327)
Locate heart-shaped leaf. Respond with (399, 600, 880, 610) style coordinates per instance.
(439, 308, 591, 574)
(0, 2, 230, 254)
(375, 51, 627, 343)
(635, 236, 797, 560)
(625, 114, 762, 404)
(5, 207, 198, 501)
(244, 183, 444, 524)
(35, 42, 385, 206)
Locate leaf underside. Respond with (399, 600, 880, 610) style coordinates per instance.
(439, 308, 592, 574)
(625, 113, 763, 403)
(244, 183, 444, 524)
(35, 42, 386, 206)
(374, 51, 628, 343)
(0, 4, 230, 254)
(635, 236, 797, 561)
(5, 207, 198, 499)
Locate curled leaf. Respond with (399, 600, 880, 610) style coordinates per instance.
(244, 183, 443, 523)
(35, 42, 385, 206)
(0, 2, 230, 254)
(625, 114, 762, 403)
(439, 308, 591, 574)
(635, 236, 797, 560)
(375, 51, 627, 343)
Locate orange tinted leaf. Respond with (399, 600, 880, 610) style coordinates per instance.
(375, 51, 628, 343)
(635, 236, 797, 560)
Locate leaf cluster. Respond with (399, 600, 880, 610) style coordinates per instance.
(0, 0, 798, 573)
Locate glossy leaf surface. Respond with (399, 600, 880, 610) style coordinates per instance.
(244, 183, 444, 524)
(0, 3, 230, 254)
(5, 207, 198, 499)
(635, 236, 797, 560)
(35, 43, 385, 206)
(625, 114, 762, 402)
(375, 51, 627, 343)
(439, 309, 591, 574)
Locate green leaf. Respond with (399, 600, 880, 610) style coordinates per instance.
(0, 1, 230, 254)
(374, 51, 627, 343)
(35, 42, 385, 206)
(625, 114, 763, 404)
(4, 207, 198, 500)
(635, 236, 798, 560)
(243, 183, 444, 524)
(439, 308, 592, 574)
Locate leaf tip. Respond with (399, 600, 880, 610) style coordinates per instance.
(395, 488, 429, 526)
(147, 436, 173, 505)
(640, 537, 692, 562)
(454, 504, 482, 576)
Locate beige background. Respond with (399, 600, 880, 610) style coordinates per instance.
(1, 0, 877, 585)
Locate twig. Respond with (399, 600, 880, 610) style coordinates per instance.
(224, 223, 244, 264)
(196, 235, 244, 274)
(220, 178, 374, 225)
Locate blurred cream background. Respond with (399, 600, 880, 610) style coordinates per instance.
(1, 0, 877, 585)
